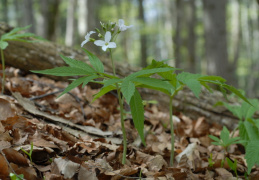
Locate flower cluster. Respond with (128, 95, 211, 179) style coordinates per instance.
(81, 19, 133, 51)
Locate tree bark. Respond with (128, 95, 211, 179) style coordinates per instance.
(203, 0, 237, 86)
(0, 22, 251, 130)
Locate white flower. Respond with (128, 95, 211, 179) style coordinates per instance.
(117, 19, 133, 31)
(94, 31, 116, 51)
(81, 31, 95, 47)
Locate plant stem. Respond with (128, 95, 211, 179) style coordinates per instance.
(109, 49, 127, 164)
(1, 48, 5, 94)
(169, 96, 174, 166)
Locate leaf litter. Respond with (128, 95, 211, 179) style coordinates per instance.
(0, 66, 258, 179)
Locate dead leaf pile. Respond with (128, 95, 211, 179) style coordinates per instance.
(0, 66, 258, 179)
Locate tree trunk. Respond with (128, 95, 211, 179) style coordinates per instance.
(138, 0, 148, 67)
(203, 0, 236, 86)
(0, 22, 252, 130)
(23, 0, 35, 33)
(47, 0, 60, 41)
(65, 0, 77, 47)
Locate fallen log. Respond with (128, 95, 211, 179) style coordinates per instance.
(0, 22, 248, 129)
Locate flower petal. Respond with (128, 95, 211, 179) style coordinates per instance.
(102, 45, 109, 51)
(89, 31, 96, 35)
(105, 31, 111, 42)
(118, 19, 124, 26)
(94, 40, 105, 46)
(81, 39, 88, 47)
(108, 42, 116, 49)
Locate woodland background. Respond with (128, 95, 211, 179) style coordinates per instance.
(1, 0, 259, 98)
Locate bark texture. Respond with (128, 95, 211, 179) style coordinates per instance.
(0, 22, 252, 129)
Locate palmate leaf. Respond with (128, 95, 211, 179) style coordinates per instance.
(245, 141, 259, 174)
(60, 55, 96, 73)
(83, 48, 104, 73)
(129, 89, 145, 145)
(103, 78, 122, 87)
(31, 67, 92, 76)
(1, 25, 32, 39)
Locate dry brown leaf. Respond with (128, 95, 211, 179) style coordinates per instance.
(0, 154, 9, 179)
(2, 148, 29, 166)
(215, 168, 233, 179)
(0, 98, 15, 120)
(78, 166, 98, 180)
(53, 157, 80, 179)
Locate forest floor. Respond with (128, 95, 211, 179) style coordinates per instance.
(0, 66, 258, 180)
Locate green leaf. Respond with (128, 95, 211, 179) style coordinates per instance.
(60, 55, 96, 73)
(58, 76, 89, 97)
(31, 67, 91, 76)
(10, 173, 24, 180)
(83, 48, 104, 73)
(245, 141, 259, 174)
(177, 72, 203, 98)
(103, 78, 122, 87)
(226, 157, 237, 173)
(125, 67, 175, 80)
(199, 75, 226, 83)
(133, 77, 171, 93)
(0, 41, 8, 49)
(121, 80, 135, 103)
(129, 89, 145, 145)
(221, 84, 252, 106)
(82, 74, 99, 87)
(209, 135, 220, 143)
(92, 85, 117, 103)
(2, 25, 32, 38)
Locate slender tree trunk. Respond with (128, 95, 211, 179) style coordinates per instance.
(186, 0, 197, 73)
(47, 0, 60, 41)
(2, 0, 8, 22)
(77, 0, 88, 38)
(203, 0, 235, 85)
(173, 0, 183, 68)
(38, 0, 49, 38)
(23, 0, 35, 33)
(138, 0, 147, 67)
(65, 0, 77, 47)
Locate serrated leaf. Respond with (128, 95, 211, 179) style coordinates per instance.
(103, 78, 122, 87)
(177, 72, 203, 98)
(82, 74, 99, 87)
(83, 48, 104, 73)
(126, 67, 175, 80)
(31, 67, 91, 76)
(220, 126, 230, 143)
(58, 76, 88, 98)
(0, 41, 8, 49)
(92, 85, 117, 103)
(60, 54, 96, 73)
(121, 80, 135, 103)
(133, 77, 171, 93)
(129, 89, 145, 145)
(245, 141, 259, 174)
(199, 75, 226, 83)
(221, 84, 252, 106)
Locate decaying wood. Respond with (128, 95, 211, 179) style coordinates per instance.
(0, 22, 248, 129)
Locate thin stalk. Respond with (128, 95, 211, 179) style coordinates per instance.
(169, 96, 174, 166)
(1, 48, 5, 94)
(109, 49, 127, 164)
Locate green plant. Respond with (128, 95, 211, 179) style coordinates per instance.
(208, 153, 215, 167)
(31, 19, 251, 167)
(0, 25, 43, 94)
(226, 157, 238, 178)
(209, 126, 244, 152)
(20, 142, 34, 162)
(9, 173, 24, 180)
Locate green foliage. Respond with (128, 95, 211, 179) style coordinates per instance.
(20, 142, 34, 162)
(245, 141, 259, 174)
(226, 157, 238, 177)
(209, 126, 244, 151)
(9, 173, 24, 180)
(0, 25, 44, 94)
(208, 153, 215, 167)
